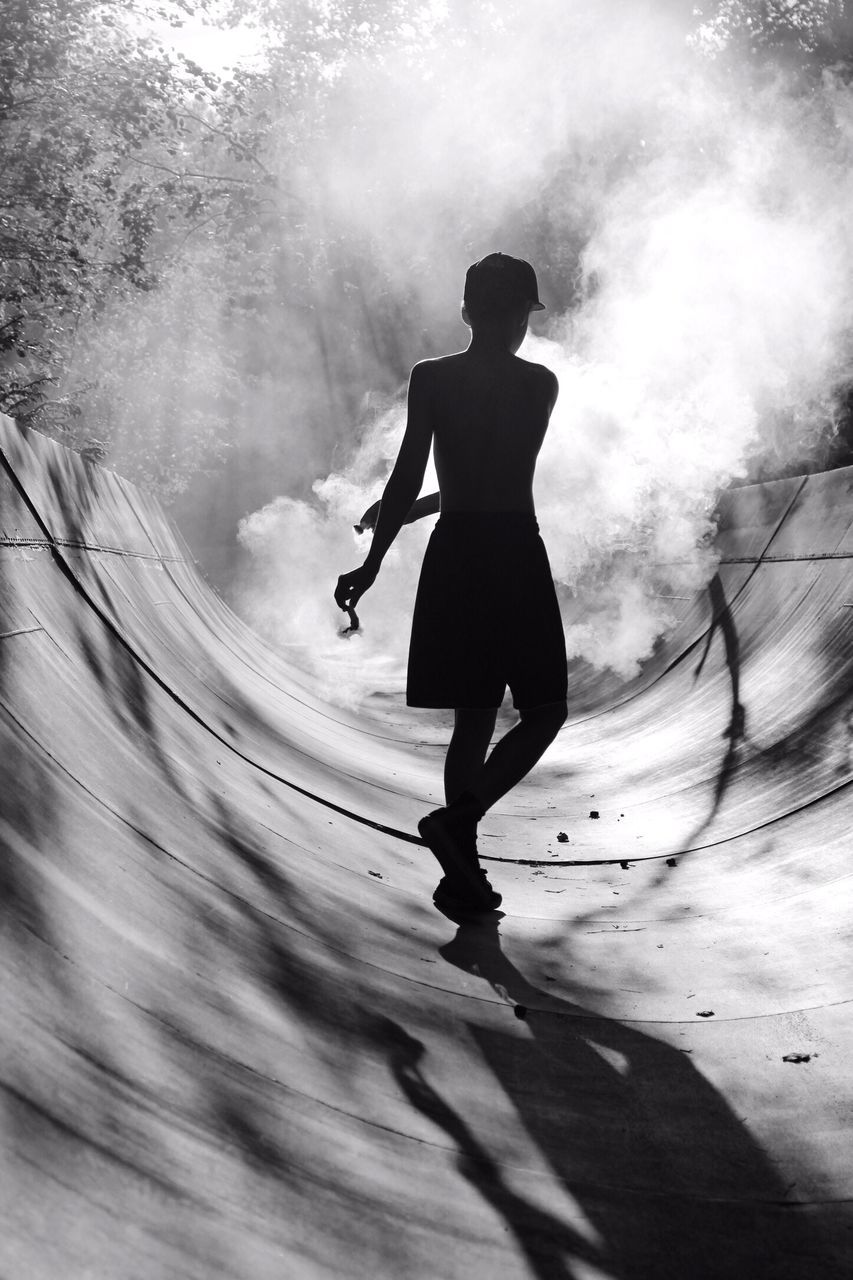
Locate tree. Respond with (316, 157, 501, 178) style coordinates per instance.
(0, 0, 269, 485)
(689, 1, 853, 77)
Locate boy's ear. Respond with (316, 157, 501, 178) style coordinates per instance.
(460, 302, 472, 327)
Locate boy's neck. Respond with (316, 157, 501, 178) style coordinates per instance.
(467, 331, 516, 357)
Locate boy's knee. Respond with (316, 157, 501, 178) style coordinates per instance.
(548, 699, 569, 732)
(520, 699, 567, 733)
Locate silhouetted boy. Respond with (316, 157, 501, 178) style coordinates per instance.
(335, 253, 567, 911)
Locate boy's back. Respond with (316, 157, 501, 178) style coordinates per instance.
(420, 350, 558, 514)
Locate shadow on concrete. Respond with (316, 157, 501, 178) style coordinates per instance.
(373, 917, 838, 1280)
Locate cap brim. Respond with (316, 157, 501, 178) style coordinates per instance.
(529, 301, 546, 312)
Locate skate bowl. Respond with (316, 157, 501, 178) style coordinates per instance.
(2, 410, 852, 1279)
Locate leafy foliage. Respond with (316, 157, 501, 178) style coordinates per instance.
(690, 0, 853, 76)
(0, 0, 271, 491)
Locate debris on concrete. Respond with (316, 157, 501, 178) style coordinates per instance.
(620, 861, 630, 870)
(557, 831, 569, 842)
(666, 858, 677, 867)
(368, 870, 383, 879)
(514, 1005, 528, 1020)
(697, 1010, 715, 1018)
(589, 810, 600, 819)
(782, 1053, 811, 1064)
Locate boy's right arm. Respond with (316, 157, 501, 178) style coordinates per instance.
(335, 362, 434, 614)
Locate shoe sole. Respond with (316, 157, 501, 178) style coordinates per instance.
(433, 883, 501, 916)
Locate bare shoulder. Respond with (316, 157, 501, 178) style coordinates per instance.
(405, 358, 434, 405)
(517, 355, 558, 386)
(411, 353, 462, 380)
(516, 356, 559, 408)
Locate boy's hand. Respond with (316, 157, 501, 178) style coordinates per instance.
(334, 563, 377, 613)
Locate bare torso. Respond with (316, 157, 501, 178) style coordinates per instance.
(421, 349, 558, 513)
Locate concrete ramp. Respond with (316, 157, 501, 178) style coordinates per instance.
(1, 413, 852, 1279)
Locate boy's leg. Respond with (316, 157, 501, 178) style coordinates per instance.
(467, 699, 568, 813)
(421, 706, 498, 909)
(422, 701, 566, 910)
(444, 707, 498, 804)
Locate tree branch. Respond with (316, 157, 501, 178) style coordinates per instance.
(179, 109, 273, 177)
(128, 155, 260, 184)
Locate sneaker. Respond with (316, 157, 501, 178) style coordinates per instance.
(419, 806, 498, 911)
(433, 870, 502, 913)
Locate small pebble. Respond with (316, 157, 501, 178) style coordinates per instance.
(697, 1010, 715, 1018)
(782, 1053, 811, 1064)
(620, 861, 630, 870)
(557, 831, 569, 842)
(589, 810, 600, 820)
(666, 858, 677, 868)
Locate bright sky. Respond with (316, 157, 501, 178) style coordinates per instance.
(137, 2, 267, 73)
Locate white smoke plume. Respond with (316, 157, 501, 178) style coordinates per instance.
(237, 401, 438, 706)
(237, 3, 853, 705)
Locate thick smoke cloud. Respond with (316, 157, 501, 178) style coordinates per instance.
(236, 1, 853, 704)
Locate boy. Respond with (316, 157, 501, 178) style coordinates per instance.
(335, 253, 568, 912)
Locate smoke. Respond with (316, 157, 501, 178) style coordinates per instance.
(234, 2, 853, 704)
(237, 401, 438, 705)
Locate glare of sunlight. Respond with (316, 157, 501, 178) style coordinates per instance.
(133, 1, 266, 73)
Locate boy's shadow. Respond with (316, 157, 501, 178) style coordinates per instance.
(377, 918, 837, 1280)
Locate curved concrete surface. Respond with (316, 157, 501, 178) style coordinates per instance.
(1, 412, 852, 1279)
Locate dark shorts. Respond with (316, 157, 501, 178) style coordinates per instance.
(406, 512, 568, 710)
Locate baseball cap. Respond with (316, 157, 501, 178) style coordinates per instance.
(463, 252, 546, 315)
